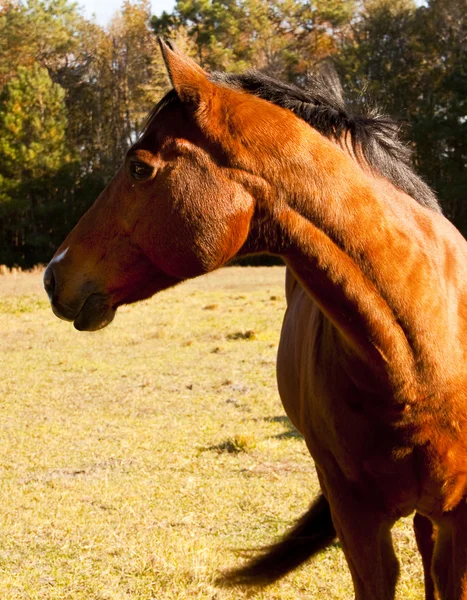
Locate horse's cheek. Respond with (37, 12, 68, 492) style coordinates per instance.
(143, 169, 252, 276)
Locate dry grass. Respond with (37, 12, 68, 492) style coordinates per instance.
(0, 267, 424, 598)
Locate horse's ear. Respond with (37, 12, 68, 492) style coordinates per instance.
(158, 38, 213, 105)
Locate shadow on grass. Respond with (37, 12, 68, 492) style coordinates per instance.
(263, 416, 303, 440)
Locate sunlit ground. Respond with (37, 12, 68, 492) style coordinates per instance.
(0, 267, 423, 598)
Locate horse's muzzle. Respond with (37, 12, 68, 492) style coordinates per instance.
(44, 263, 115, 331)
(43, 264, 56, 300)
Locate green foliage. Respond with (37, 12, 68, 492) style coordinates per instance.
(0, 62, 74, 266)
(0, 0, 166, 266)
(337, 0, 467, 232)
(152, 0, 355, 77)
(0, 0, 88, 86)
(0, 63, 68, 179)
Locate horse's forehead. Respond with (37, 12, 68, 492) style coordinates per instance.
(134, 85, 307, 173)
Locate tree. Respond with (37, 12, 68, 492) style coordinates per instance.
(152, 0, 356, 80)
(0, 63, 68, 179)
(338, 0, 467, 232)
(105, 0, 170, 163)
(0, 62, 71, 264)
(413, 0, 467, 226)
(0, 0, 89, 86)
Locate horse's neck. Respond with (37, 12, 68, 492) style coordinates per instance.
(270, 141, 463, 394)
(281, 201, 415, 387)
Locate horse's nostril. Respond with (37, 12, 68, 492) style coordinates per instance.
(43, 266, 55, 298)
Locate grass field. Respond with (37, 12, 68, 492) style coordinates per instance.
(0, 267, 424, 599)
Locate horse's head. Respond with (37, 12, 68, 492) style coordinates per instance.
(44, 41, 306, 331)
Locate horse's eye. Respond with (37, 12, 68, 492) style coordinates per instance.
(130, 161, 154, 181)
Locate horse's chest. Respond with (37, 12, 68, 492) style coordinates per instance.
(277, 291, 418, 484)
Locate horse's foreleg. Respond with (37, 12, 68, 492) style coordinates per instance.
(432, 507, 467, 600)
(414, 512, 436, 600)
(324, 478, 399, 600)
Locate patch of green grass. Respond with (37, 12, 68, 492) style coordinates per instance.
(0, 267, 424, 598)
(0, 295, 49, 314)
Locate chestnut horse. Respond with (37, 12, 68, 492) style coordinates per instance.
(44, 40, 467, 599)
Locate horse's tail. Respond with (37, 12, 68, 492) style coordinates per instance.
(223, 493, 336, 586)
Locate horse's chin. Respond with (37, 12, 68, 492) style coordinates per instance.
(73, 293, 116, 331)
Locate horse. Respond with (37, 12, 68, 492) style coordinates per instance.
(43, 39, 467, 599)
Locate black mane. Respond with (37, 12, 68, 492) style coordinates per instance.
(214, 67, 441, 212)
(144, 66, 440, 212)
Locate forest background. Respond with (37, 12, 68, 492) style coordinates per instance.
(0, 0, 465, 267)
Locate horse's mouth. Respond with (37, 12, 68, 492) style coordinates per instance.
(73, 293, 116, 331)
(48, 271, 180, 331)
